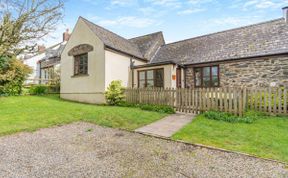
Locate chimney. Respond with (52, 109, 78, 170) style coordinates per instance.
(283, 6, 288, 22)
(63, 28, 71, 42)
(38, 45, 46, 53)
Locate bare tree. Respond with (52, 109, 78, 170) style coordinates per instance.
(0, 0, 64, 57)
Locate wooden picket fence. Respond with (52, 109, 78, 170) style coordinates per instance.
(246, 87, 288, 115)
(126, 87, 246, 116)
(125, 87, 288, 116)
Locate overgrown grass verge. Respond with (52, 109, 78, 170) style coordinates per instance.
(118, 102, 175, 114)
(203, 110, 267, 124)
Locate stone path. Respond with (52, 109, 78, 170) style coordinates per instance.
(135, 113, 194, 138)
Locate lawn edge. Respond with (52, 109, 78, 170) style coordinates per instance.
(133, 131, 288, 166)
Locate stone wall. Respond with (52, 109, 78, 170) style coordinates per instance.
(185, 55, 288, 88)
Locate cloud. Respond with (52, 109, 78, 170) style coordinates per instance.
(177, 8, 205, 15)
(146, 0, 182, 8)
(207, 16, 262, 26)
(97, 16, 157, 28)
(38, 22, 71, 47)
(233, 0, 288, 10)
(110, 0, 137, 6)
(188, 0, 215, 4)
(176, 0, 215, 15)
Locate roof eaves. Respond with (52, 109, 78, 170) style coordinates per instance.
(184, 51, 288, 66)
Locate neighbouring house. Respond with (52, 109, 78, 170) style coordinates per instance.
(22, 29, 70, 84)
(60, 7, 288, 104)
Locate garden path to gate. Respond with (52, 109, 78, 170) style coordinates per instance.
(135, 113, 195, 138)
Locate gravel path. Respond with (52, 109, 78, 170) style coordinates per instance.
(0, 122, 287, 178)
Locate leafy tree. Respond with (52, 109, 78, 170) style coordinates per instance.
(0, 57, 32, 95)
(105, 80, 125, 105)
(0, 0, 64, 58)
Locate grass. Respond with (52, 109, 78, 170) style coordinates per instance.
(172, 111, 288, 163)
(0, 95, 167, 136)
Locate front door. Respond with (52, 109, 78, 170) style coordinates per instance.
(176, 68, 181, 88)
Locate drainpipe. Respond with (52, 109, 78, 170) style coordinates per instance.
(184, 66, 187, 88)
(130, 58, 135, 88)
(39, 60, 42, 85)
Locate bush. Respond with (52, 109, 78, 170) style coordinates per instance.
(0, 57, 32, 96)
(139, 104, 175, 114)
(105, 80, 125, 105)
(118, 102, 175, 114)
(204, 110, 255, 124)
(29, 85, 48, 95)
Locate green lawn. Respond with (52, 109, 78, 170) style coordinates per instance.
(172, 114, 288, 163)
(0, 95, 167, 136)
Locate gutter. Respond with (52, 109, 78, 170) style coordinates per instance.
(184, 52, 288, 67)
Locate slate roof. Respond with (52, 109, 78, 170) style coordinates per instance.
(42, 42, 66, 60)
(81, 17, 145, 60)
(151, 18, 288, 65)
(129, 32, 165, 61)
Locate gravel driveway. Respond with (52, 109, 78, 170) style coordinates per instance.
(0, 122, 287, 178)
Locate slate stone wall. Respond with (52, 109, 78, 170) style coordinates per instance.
(185, 55, 288, 88)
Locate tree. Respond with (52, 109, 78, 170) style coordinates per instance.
(0, 0, 64, 58)
(0, 57, 32, 95)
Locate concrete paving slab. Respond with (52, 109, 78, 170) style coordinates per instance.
(135, 113, 195, 138)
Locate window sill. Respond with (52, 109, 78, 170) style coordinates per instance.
(71, 74, 89, 78)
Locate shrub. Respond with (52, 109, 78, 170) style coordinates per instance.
(204, 110, 255, 124)
(118, 102, 175, 114)
(105, 80, 125, 105)
(139, 104, 175, 114)
(29, 85, 48, 95)
(0, 57, 32, 96)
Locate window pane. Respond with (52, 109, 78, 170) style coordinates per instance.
(147, 70, 153, 79)
(155, 69, 164, 88)
(203, 76, 210, 87)
(139, 80, 145, 88)
(139, 71, 145, 80)
(212, 66, 218, 76)
(146, 80, 154, 88)
(203, 67, 210, 77)
(74, 53, 88, 75)
(195, 68, 202, 87)
(212, 76, 219, 86)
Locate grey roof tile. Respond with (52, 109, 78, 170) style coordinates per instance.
(151, 18, 288, 65)
(129, 32, 165, 61)
(80, 17, 144, 59)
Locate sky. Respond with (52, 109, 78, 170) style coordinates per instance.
(43, 0, 288, 46)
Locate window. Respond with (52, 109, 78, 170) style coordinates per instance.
(194, 66, 219, 87)
(138, 68, 164, 88)
(74, 53, 88, 75)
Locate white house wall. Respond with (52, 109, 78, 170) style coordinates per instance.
(60, 18, 106, 104)
(104, 49, 145, 89)
(23, 53, 44, 84)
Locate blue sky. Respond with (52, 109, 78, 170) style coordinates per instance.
(44, 0, 288, 46)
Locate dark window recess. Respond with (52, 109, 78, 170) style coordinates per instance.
(194, 66, 219, 87)
(138, 68, 164, 88)
(74, 53, 88, 75)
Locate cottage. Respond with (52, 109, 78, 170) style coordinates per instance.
(60, 7, 288, 104)
(22, 30, 70, 84)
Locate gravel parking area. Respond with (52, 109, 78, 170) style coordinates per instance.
(0, 122, 287, 178)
